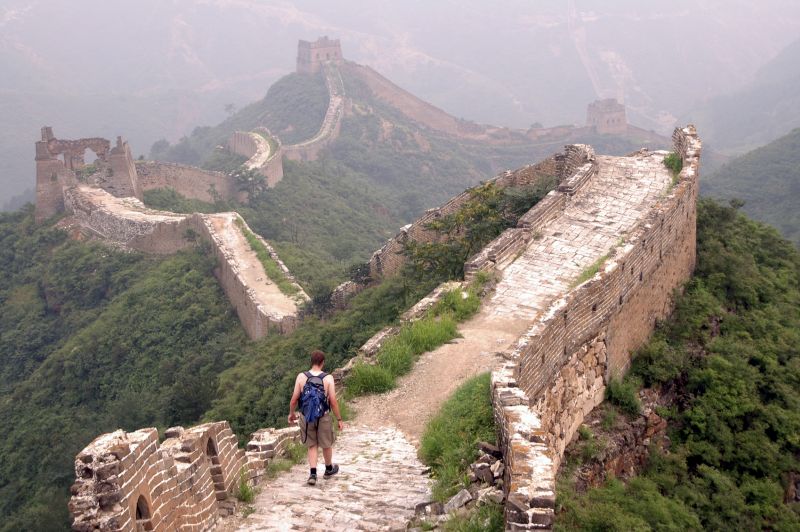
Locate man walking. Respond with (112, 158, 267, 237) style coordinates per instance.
(288, 350, 344, 485)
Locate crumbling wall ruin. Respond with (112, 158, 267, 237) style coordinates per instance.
(35, 127, 140, 221)
(69, 422, 300, 531)
(135, 161, 244, 203)
(491, 126, 701, 530)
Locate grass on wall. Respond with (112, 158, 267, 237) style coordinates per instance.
(344, 282, 483, 397)
(419, 373, 497, 503)
(234, 217, 300, 297)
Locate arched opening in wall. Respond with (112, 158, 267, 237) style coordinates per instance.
(83, 147, 98, 165)
(205, 437, 226, 497)
(135, 495, 153, 531)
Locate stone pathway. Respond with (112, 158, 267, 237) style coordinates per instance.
(207, 213, 300, 317)
(219, 427, 429, 531)
(218, 151, 671, 531)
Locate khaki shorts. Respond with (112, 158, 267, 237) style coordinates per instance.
(299, 412, 335, 448)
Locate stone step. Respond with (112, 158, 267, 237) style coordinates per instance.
(215, 489, 228, 501)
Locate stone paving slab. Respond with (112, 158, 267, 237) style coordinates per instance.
(224, 426, 430, 531)
(487, 152, 671, 321)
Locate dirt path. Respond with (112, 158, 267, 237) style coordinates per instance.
(351, 308, 529, 442)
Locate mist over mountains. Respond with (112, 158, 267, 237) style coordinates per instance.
(1, 0, 800, 206)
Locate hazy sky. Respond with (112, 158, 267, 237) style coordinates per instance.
(1, 0, 800, 203)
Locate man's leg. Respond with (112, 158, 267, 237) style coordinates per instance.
(308, 445, 318, 468)
(322, 446, 333, 466)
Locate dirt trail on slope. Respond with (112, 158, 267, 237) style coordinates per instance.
(349, 307, 529, 442)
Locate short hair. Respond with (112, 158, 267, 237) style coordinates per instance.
(310, 350, 325, 367)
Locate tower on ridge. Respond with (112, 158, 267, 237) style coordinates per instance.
(586, 98, 627, 135)
(297, 36, 343, 74)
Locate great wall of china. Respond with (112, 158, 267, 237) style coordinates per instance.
(34, 38, 353, 341)
(62, 112, 702, 530)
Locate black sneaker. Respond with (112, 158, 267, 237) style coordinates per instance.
(307, 473, 317, 486)
(323, 465, 339, 479)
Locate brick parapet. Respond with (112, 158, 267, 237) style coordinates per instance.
(368, 155, 562, 282)
(135, 161, 245, 203)
(465, 146, 597, 282)
(68, 423, 300, 531)
(492, 126, 700, 530)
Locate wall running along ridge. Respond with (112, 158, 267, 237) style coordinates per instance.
(69, 422, 300, 531)
(367, 145, 590, 281)
(226, 128, 284, 187)
(490, 126, 701, 530)
(59, 185, 307, 340)
(282, 63, 346, 163)
(135, 161, 244, 203)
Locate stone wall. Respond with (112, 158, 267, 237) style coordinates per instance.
(63, 186, 196, 254)
(68, 422, 300, 531)
(369, 155, 562, 281)
(297, 36, 343, 74)
(491, 126, 701, 530)
(586, 99, 627, 135)
(283, 64, 345, 163)
(135, 161, 243, 203)
(194, 214, 307, 339)
(227, 129, 284, 187)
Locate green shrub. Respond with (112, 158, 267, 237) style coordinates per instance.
(605, 378, 641, 417)
(663, 152, 683, 175)
(419, 373, 496, 502)
(235, 469, 255, 503)
(345, 363, 395, 396)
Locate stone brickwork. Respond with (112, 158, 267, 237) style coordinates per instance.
(492, 126, 701, 530)
(135, 161, 243, 203)
(60, 185, 307, 340)
(296, 36, 343, 74)
(35, 127, 139, 221)
(368, 155, 562, 282)
(195, 212, 308, 339)
(68, 422, 300, 531)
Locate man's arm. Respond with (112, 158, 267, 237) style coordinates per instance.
(326, 375, 344, 431)
(287, 374, 303, 424)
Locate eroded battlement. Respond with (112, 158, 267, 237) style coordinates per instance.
(69, 422, 300, 531)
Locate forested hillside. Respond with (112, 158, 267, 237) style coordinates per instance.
(556, 200, 800, 530)
(703, 128, 800, 245)
(0, 208, 253, 530)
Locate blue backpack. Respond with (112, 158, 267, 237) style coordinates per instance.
(299, 371, 329, 441)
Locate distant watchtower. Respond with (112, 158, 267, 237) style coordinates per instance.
(586, 99, 627, 135)
(297, 36, 343, 74)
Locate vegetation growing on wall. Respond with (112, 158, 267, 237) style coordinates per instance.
(555, 199, 800, 531)
(234, 217, 300, 297)
(345, 282, 482, 397)
(404, 179, 557, 282)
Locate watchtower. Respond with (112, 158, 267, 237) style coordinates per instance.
(586, 99, 627, 135)
(297, 36, 343, 74)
